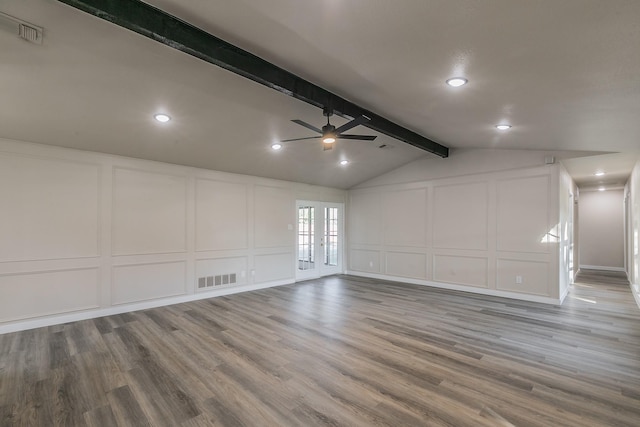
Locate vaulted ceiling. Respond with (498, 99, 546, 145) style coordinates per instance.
(2, 0, 639, 189)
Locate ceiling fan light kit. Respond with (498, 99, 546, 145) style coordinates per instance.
(446, 77, 468, 87)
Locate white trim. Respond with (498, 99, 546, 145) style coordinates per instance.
(579, 264, 626, 272)
(559, 283, 570, 304)
(346, 271, 562, 305)
(631, 283, 640, 310)
(0, 279, 293, 335)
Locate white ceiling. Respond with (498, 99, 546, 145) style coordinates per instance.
(2, 0, 639, 189)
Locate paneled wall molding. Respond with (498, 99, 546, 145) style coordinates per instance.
(0, 258, 101, 275)
(433, 248, 488, 257)
(383, 188, 428, 247)
(0, 138, 345, 332)
(111, 261, 187, 305)
(111, 253, 189, 266)
(496, 174, 551, 254)
(348, 162, 564, 302)
(194, 249, 252, 259)
(195, 178, 249, 252)
(381, 247, 428, 255)
(432, 181, 489, 251)
(0, 268, 100, 323)
(385, 251, 427, 279)
(433, 254, 489, 289)
(495, 252, 551, 262)
(0, 152, 101, 263)
(111, 167, 188, 256)
(253, 185, 296, 249)
(496, 258, 550, 296)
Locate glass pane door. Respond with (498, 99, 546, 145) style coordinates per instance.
(296, 201, 343, 281)
(324, 207, 339, 267)
(297, 205, 315, 272)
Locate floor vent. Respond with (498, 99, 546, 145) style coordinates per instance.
(198, 273, 237, 289)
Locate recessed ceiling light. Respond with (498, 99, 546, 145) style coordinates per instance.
(598, 187, 606, 191)
(594, 171, 605, 176)
(271, 143, 283, 150)
(154, 113, 171, 123)
(495, 124, 512, 130)
(340, 160, 349, 165)
(446, 77, 468, 87)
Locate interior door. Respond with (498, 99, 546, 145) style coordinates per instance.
(296, 201, 343, 281)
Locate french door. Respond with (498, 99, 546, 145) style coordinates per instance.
(295, 201, 343, 281)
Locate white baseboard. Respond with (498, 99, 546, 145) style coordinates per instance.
(631, 283, 640, 310)
(559, 285, 570, 305)
(345, 271, 562, 305)
(579, 264, 626, 272)
(0, 279, 294, 335)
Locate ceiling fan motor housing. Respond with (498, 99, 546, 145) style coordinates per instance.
(322, 124, 336, 138)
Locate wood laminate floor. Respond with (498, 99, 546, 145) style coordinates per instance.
(1, 270, 639, 426)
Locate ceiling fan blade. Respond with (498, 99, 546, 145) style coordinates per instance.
(337, 134, 377, 141)
(280, 136, 320, 142)
(291, 119, 322, 134)
(334, 115, 371, 134)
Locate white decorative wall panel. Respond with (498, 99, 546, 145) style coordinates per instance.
(384, 189, 427, 247)
(433, 255, 488, 288)
(0, 139, 348, 331)
(496, 259, 549, 296)
(350, 192, 381, 245)
(196, 179, 248, 251)
(386, 252, 427, 279)
(112, 261, 186, 305)
(433, 182, 488, 250)
(254, 185, 293, 248)
(350, 249, 380, 273)
(254, 253, 293, 283)
(497, 175, 549, 253)
(0, 268, 99, 322)
(0, 154, 99, 262)
(112, 168, 187, 255)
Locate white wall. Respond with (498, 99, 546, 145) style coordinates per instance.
(558, 164, 577, 300)
(578, 189, 625, 271)
(356, 148, 574, 188)
(0, 138, 345, 333)
(626, 160, 640, 307)
(348, 150, 565, 304)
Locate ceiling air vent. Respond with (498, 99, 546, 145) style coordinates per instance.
(19, 23, 42, 44)
(0, 12, 43, 45)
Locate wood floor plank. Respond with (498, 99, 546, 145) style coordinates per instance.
(83, 404, 118, 427)
(1, 269, 639, 426)
(107, 385, 152, 426)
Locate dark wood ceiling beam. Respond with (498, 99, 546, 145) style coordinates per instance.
(57, 0, 449, 158)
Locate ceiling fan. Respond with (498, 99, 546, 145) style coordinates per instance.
(281, 108, 377, 150)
